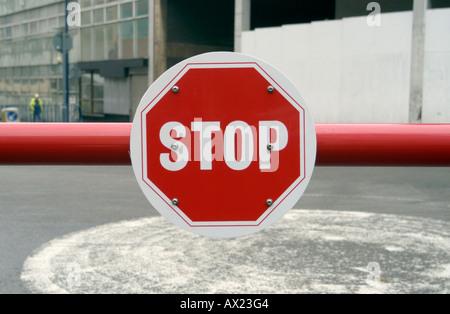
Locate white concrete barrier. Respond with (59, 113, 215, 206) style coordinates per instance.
(242, 9, 450, 123)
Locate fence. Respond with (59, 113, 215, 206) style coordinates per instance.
(0, 104, 81, 122)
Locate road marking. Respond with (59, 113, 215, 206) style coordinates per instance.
(21, 209, 450, 294)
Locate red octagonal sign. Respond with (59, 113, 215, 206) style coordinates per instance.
(130, 52, 316, 238)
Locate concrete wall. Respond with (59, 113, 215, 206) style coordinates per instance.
(422, 8, 450, 123)
(241, 9, 450, 123)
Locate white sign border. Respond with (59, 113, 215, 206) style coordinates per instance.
(130, 52, 316, 238)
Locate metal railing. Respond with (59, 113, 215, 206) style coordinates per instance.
(0, 104, 81, 122)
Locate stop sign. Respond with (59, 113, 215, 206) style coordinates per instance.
(130, 52, 316, 238)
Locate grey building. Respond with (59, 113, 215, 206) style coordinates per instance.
(1, 0, 448, 121)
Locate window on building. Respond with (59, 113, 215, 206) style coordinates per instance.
(106, 5, 118, 21)
(135, 0, 148, 16)
(78, 0, 149, 62)
(93, 25, 105, 60)
(80, 71, 104, 115)
(120, 20, 134, 59)
(81, 28, 92, 61)
(81, 0, 92, 8)
(93, 8, 104, 24)
(137, 18, 148, 58)
(120, 2, 133, 19)
(106, 23, 119, 59)
(81, 11, 91, 25)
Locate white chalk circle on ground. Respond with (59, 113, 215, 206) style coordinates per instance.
(21, 210, 450, 294)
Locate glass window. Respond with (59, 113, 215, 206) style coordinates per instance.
(13, 67, 21, 77)
(38, 65, 48, 77)
(81, 11, 91, 25)
(46, 4, 59, 17)
(12, 25, 21, 37)
(80, 0, 92, 8)
(120, 2, 133, 19)
(4, 15, 11, 25)
(137, 18, 148, 58)
(21, 11, 30, 21)
(38, 79, 46, 94)
(13, 79, 21, 94)
(22, 24, 28, 36)
(93, 25, 105, 60)
(22, 66, 30, 77)
(39, 19, 49, 33)
(69, 77, 78, 93)
(30, 66, 38, 77)
(58, 16, 65, 28)
(120, 21, 133, 59)
(4, 26, 11, 38)
(50, 78, 57, 91)
(30, 22, 38, 34)
(137, 18, 148, 38)
(48, 17, 58, 30)
(21, 79, 29, 94)
(48, 65, 61, 77)
(37, 7, 46, 19)
(93, 0, 105, 5)
(106, 23, 118, 59)
(106, 5, 118, 21)
(91, 72, 104, 114)
(29, 79, 39, 95)
(93, 8, 104, 23)
(81, 28, 92, 61)
(80, 72, 92, 113)
(135, 0, 148, 16)
(12, 12, 22, 24)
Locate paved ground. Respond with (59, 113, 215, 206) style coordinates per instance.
(0, 166, 449, 294)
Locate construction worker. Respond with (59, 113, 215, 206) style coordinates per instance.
(29, 93, 43, 122)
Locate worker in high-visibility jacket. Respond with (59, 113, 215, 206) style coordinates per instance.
(29, 93, 43, 122)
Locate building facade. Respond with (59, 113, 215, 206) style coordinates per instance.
(0, 0, 235, 121)
(1, 0, 449, 122)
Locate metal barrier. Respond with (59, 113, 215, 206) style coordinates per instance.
(0, 123, 449, 166)
(0, 104, 81, 122)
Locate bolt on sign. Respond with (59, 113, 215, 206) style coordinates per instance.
(130, 52, 316, 238)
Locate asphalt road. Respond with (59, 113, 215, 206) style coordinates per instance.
(0, 166, 449, 294)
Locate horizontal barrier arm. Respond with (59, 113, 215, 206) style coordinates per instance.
(0, 123, 450, 166)
(0, 123, 131, 165)
(315, 123, 450, 167)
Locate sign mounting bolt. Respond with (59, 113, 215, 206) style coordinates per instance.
(172, 86, 179, 94)
(266, 199, 273, 206)
(267, 86, 275, 93)
(267, 144, 273, 151)
(171, 143, 178, 150)
(172, 198, 179, 206)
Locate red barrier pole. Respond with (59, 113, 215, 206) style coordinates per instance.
(0, 123, 131, 165)
(0, 123, 450, 166)
(315, 124, 450, 167)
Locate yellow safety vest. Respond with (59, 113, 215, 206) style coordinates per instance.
(29, 98, 43, 115)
